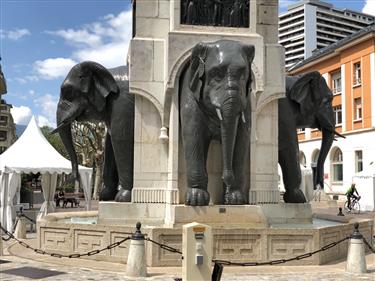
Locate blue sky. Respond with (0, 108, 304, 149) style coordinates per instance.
(0, 0, 374, 127)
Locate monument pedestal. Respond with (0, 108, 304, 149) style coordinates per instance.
(98, 202, 312, 228)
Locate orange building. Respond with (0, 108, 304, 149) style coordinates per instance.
(287, 24, 375, 195)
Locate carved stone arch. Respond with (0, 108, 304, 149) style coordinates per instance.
(129, 86, 163, 121)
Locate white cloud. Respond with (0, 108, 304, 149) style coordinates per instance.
(34, 58, 77, 79)
(33, 94, 58, 127)
(7, 28, 31, 40)
(37, 115, 54, 127)
(73, 41, 128, 68)
(48, 29, 102, 47)
(46, 9, 132, 69)
(11, 106, 33, 125)
(363, 0, 375, 16)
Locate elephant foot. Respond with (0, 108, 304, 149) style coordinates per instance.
(99, 186, 118, 201)
(185, 188, 210, 206)
(283, 189, 307, 203)
(224, 187, 246, 205)
(114, 188, 132, 202)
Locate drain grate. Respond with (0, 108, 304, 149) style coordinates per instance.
(1, 266, 66, 279)
(0, 259, 11, 264)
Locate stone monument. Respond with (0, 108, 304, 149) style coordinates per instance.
(127, 0, 283, 209)
(37, 0, 374, 267)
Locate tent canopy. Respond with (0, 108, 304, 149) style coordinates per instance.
(0, 116, 92, 231)
(0, 116, 91, 174)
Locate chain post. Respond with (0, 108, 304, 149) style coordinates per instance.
(126, 222, 147, 277)
(212, 262, 224, 281)
(347, 222, 367, 273)
(351, 222, 363, 239)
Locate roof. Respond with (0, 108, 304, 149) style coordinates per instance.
(288, 24, 375, 72)
(0, 116, 91, 174)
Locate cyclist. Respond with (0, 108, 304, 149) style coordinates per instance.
(346, 183, 360, 210)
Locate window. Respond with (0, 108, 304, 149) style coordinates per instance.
(355, 150, 363, 173)
(331, 148, 343, 182)
(354, 98, 362, 120)
(0, 116, 8, 126)
(0, 131, 7, 141)
(353, 62, 361, 85)
(0, 146, 6, 154)
(331, 71, 341, 94)
(333, 105, 342, 125)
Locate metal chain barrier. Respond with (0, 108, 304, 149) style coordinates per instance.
(363, 237, 375, 253)
(19, 213, 36, 224)
(0, 218, 20, 242)
(145, 237, 183, 255)
(0, 223, 131, 258)
(212, 236, 350, 267)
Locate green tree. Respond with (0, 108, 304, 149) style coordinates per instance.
(41, 126, 69, 159)
(71, 121, 106, 199)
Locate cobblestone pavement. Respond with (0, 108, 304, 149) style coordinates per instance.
(0, 251, 374, 281)
(1, 204, 373, 280)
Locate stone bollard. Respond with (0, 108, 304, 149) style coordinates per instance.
(14, 216, 27, 239)
(182, 222, 212, 281)
(126, 222, 147, 277)
(346, 222, 367, 273)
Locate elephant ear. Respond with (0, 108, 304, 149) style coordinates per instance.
(289, 71, 321, 116)
(189, 42, 208, 100)
(242, 44, 255, 97)
(90, 62, 119, 112)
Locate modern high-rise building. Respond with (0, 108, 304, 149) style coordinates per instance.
(279, 0, 374, 69)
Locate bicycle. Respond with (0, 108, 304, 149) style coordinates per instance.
(344, 196, 361, 214)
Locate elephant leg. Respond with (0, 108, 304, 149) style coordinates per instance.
(109, 94, 134, 203)
(181, 103, 210, 206)
(100, 133, 119, 201)
(226, 121, 249, 205)
(183, 134, 211, 206)
(278, 128, 306, 203)
(112, 136, 133, 202)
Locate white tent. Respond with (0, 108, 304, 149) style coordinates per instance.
(352, 162, 375, 211)
(0, 116, 92, 231)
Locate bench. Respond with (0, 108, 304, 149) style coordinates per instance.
(55, 192, 84, 208)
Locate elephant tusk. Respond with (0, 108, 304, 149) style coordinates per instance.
(334, 130, 346, 139)
(216, 108, 223, 121)
(241, 111, 246, 123)
(50, 122, 69, 135)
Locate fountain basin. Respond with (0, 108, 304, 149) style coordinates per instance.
(37, 204, 373, 266)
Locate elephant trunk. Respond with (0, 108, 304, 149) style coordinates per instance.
(220, 94, 241, 188)
(315, 127, 335, 189)
(56, 100, 81, 181)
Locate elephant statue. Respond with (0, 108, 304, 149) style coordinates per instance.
(180, 40, 255, 206)
(53, 61, 134, 202)
(279, 71, 344, 203)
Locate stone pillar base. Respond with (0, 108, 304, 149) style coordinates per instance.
(249, 190, 280, 204)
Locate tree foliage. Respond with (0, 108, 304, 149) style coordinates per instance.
(72, 121, 106, 199)
(40, 126, 69, 159)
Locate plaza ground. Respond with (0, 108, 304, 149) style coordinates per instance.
(1, 202, 374, 280)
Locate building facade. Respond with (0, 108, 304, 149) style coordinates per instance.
(279, 0, 374, 69)
(288, 25, 375, 194)
(0, 99, 17, 153)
